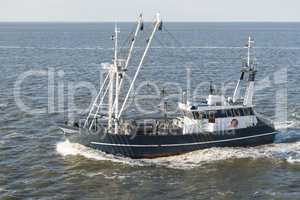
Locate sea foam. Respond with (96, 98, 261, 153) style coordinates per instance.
(56, 139, 300, 169)
(56, 119, 300, 169)
(56, 140, 150, 167)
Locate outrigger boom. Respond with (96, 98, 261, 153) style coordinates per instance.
(118, 13, 162, 120)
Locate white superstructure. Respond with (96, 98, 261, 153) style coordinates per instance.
(177, 37, 259, 134)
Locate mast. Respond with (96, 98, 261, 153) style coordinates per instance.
(243, 36, 256, 106)
(108, 24, 119, 130)
(114, 24, 120, 133)
(233, 36, 255, 104)
(117, 13, 162, 119)
(84, 14, 160, 132)
(108, 67, 114, 130)
(247, 36, 252, 67)
(112, 15, 143, 133)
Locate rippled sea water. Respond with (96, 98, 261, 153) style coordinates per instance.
(1, 22, 300, 199)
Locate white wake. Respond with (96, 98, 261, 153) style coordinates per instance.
(57, 139, 300, 169)
(56, 140, 151, 167)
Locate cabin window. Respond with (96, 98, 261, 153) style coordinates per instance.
(187, 112, 193, 119)
(208, 111, 215, 123)
(210, 108, 254, 118)
(216, 109, 226, 118)
(239, 108, 245, 116)
(226, 109, 234, 117)
(224, 110, 229, 117)
(192, 112, 195, 119)
(249, 108, 254, 115)
(193, 111, 201, 119)
(243, 108, 250, 116)
(203, 112, 208, 119)
(198, 112, 203, 119)
(233, 109, 241, 117)
(216, 102, 222, 106)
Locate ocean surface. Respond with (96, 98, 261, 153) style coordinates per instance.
(1, 22, 300, 199)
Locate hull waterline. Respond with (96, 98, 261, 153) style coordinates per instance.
(60, 123, 277, 159)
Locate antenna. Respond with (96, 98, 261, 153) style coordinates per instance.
(246, 36, 254, 68)
(114, 23, 119, 67)
(243, 36, 256, 106)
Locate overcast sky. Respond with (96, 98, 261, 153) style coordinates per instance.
(0, 0, 299, 22)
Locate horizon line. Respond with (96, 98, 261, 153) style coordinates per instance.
(0, 20, 300, 23)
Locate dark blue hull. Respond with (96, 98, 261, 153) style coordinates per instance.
(61, 119, 277, 158)
(89, 132, 276, 159)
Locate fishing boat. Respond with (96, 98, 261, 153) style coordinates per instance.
(59, 13, 277, 158)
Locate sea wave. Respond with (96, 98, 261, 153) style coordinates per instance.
(274, 120, 300, 129)
(287, 157, 300, 164)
